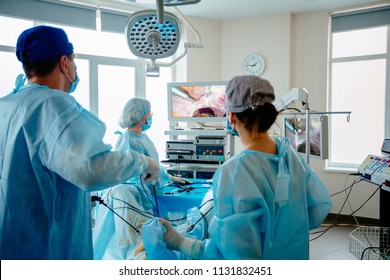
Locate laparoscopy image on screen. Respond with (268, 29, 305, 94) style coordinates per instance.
(284, 116, 329, 159)
(170, 84, 227, 120)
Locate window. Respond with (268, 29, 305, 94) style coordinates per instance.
(0, 14, 172, 158)
(0, 16, 33, 97)
(328, 6, 390, 169)
(146, 68, 171, 159)
(97, 64, 136, 146)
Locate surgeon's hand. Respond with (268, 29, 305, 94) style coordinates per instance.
(160, 218, 202, 259)
(168, 174, 191, 185)
(160, 218, 184, 251)
(159, 218, 185, 251)
(144, 156, 160, 182)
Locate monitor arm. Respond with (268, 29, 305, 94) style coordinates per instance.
(273, 88, 309, 112)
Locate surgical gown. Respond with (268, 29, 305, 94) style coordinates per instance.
(115, 130, 169, 197)
(0, 84, 149, 260)
(93, 130, 168, 259)
(200, 138, 332, 259)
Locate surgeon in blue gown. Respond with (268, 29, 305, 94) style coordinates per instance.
(0, 26, 160, 260)
(93, 98, 190, 259)
(115, 98, 189, 210)
(143, 75, 332, 260)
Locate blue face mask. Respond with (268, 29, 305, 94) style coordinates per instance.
(68, 75, 80, 94)
(141, 117, 152, 131)
(226, 119, 239, 137)
(65, 58, 79, 94)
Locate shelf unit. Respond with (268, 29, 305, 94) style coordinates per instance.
(162, 129, 234, 179)
(165, 129, 229, 137)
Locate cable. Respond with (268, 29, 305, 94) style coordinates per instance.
(324, 177, 362, 229)
(330, 176, 362, 197)
(107, 187, 155, 219)
(91, 195, 141, 234)
(344, 174, 362, 226)
(360, 246, 388, 260)
(286, 107, 301, 113)
(310, 183, 381, 241)
(152, 183, 160, 217)
(187, 206, 214, 232)
(199, 198, 213, 209)
(186, 198, 214, 232)
(139, 174, 159, 216)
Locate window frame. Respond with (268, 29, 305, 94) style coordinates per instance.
(326, 6, 390, 171)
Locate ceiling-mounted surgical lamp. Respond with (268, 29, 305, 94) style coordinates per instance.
(125, 6, 203, 77)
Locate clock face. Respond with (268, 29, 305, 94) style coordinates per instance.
(243, 54, 266, 75)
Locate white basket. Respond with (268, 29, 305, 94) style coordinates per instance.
(349, 226, 390, 260)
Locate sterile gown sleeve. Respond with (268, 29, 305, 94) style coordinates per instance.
(38, 99, 149, 191)
(115, 131, 166, 189)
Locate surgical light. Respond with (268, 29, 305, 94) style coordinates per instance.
(125, 5, 203, 77)
(125, 10, 180, 60)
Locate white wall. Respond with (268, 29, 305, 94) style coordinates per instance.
(183, 3, 386, 219)
(173, 17, 223, 82)
(291, 10, 379, 220)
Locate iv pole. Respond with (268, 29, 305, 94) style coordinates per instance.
(274, 88, 351, 165)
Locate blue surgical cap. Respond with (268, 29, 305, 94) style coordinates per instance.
(118, 98, 151, 129)
(16, 26, 74, 63)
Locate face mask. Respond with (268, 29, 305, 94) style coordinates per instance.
(65, 57, 79, 94)
(226, 119, 239, 137)
(141, 117, 152, 131)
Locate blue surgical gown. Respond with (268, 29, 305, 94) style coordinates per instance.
(200, 138, 332, 260)
(115, 130, 169, 212)
(92, 184, 152, 259)
(93, 130, 169, 259)
(0, 84, 149, 260)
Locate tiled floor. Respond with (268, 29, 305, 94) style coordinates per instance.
(309, 225, 358, 260)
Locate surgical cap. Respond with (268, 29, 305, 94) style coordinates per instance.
(118, 98, 151, 129)
(225, 75, 275, 113)
(16, 26, 74, 63)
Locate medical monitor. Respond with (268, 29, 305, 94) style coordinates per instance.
(167, 81, 227, 123)
(284, 115, 329, 160)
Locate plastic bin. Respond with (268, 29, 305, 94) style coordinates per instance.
(349, 226, 390, 260)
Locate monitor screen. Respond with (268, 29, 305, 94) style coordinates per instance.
(284, 115, 329, 160)
(167, 81, 227, 123)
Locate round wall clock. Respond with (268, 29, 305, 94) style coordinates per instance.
(243, 53, 266, 75)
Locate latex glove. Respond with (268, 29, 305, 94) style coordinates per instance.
(168, 173, 191, 184)
(160, 218, 185, 251)
(160, 218, 202, 259)
(144, 156, 160, 183)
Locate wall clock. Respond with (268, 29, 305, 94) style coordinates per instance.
(243, 53, 266, 75)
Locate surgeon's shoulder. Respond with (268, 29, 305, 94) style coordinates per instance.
(216, 152, 248, 174)
(43, 89, 86, 113)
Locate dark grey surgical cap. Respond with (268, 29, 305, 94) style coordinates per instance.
(225, 75, 275, 113)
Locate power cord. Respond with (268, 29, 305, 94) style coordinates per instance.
(310, 181, 381, 241)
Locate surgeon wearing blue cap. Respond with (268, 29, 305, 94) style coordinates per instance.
(93, 97, 190, 259)
(144, 75, 332, 260)
(0, 26, 160, 260)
